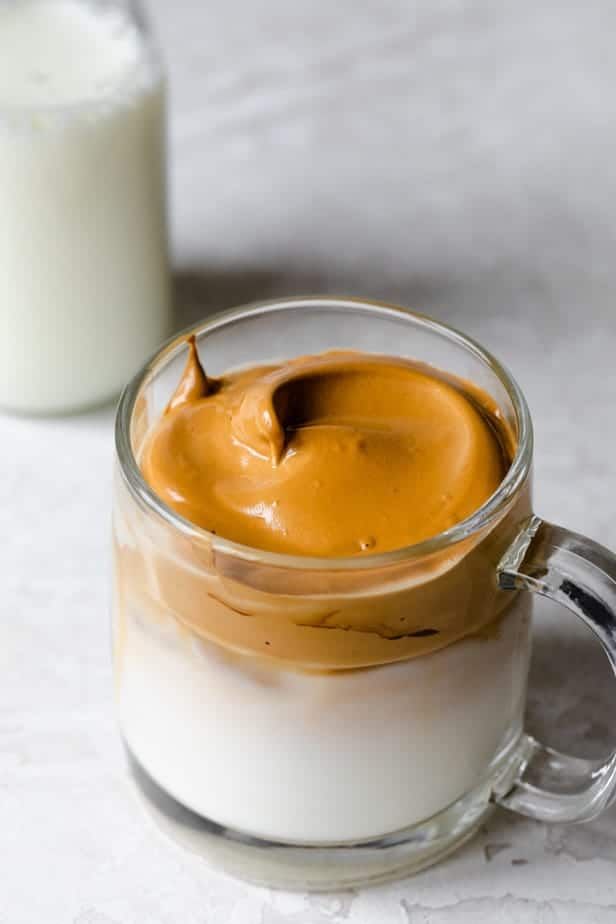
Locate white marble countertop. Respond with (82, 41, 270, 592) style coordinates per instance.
(4, 1, 616, 921)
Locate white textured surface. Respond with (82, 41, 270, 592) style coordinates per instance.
(3, 0, 616, 920)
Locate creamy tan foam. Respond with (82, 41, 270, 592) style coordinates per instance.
(127, 340, 522, 670)
(142, 339, 511, 557)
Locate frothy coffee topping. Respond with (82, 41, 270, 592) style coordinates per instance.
(114, 340, 525, 671)
(141, 339, 512, 557)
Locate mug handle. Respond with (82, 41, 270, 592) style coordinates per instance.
(492, 514, 616, 822)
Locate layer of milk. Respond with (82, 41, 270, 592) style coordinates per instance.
(117, 599, 531, 843)
(0, 0, 169, 413)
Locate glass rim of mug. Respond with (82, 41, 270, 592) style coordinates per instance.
(115, 295, 533, 571)
(0, 0, 161, 119)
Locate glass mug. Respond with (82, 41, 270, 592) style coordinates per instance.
(113, 298, 616, 889)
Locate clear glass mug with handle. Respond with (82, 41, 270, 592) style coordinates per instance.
(113, 297, 616, 889)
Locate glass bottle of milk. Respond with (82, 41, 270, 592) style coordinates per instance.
(0, 0, 170, 414)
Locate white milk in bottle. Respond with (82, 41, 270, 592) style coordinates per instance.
(0, 0, 170, 413)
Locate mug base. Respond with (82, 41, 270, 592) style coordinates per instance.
(123, 742, 518, 890)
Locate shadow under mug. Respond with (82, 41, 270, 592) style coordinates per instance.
(113, 297, 616, 889)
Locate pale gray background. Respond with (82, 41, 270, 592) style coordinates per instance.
(3, 1, 616, 921)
